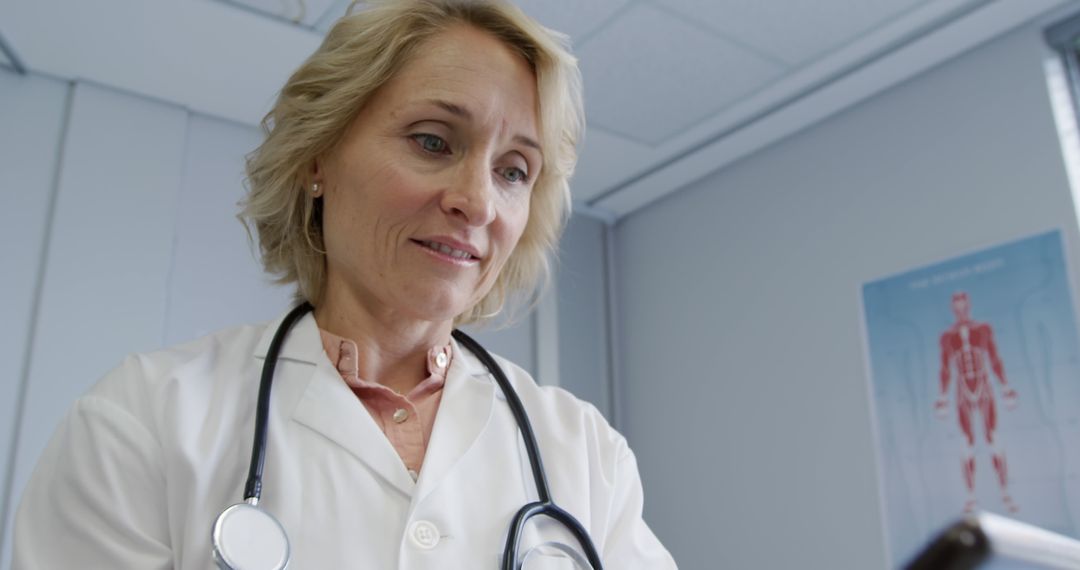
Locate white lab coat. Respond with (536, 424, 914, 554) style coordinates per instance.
(13, 309, 676, 569)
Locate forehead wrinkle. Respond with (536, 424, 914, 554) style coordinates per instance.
(412, 67, 473, 93)
(513, 134, 541, 152)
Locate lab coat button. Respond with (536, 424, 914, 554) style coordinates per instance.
(393, 408, 409, 423)
(409, 520, 440, 549)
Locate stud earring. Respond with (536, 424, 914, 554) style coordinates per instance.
(311, 182, 321, 196)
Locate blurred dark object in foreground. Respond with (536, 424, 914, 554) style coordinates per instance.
(905, 512, 1080, 570)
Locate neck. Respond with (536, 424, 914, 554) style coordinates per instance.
(314, 286, 453, 394)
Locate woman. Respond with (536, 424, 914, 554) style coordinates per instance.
(13, 1, 676, 568)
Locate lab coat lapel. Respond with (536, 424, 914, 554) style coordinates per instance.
(255, 309, 414, 497)
(292, 359, 415, 496)
(414, 338, 495, 504)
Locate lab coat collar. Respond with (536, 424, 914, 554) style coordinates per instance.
(254, 307, 498, 500)
(252, 306, 324, 364)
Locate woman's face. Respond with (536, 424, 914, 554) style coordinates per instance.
(316, 24, 541, 324)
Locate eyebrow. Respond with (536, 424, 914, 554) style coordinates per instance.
(427, 99, 542, 152)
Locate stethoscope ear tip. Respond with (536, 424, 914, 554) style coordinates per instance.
(212, 502, 290, 570)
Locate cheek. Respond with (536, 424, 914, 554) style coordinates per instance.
(365, 167, 441, 229)
(326, 168, 419, 245)
(503, 202, 531, 252)
(321, 200, 384, 277)
(324, 193, 366, 246)
(483, 205, 528, 271)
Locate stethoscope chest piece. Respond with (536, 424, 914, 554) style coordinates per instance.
(211, 502, 290, 570)
(520, 541, 593, 569)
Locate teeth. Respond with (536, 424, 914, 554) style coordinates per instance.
(423, 241, 474, 260)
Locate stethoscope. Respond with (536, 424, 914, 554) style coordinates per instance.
(211, 302, 603, 569)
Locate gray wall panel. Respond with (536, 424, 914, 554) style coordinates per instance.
(164, 113, 292, 345)
(614, 22, 1078, 569)
(3, 82, 187, 565)
(0, 70, 68, 562)
(466, 312, 537, 379)
(557, 214, 611, 418)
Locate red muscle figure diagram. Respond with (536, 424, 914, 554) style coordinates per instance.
(935, 291, 1019, 513)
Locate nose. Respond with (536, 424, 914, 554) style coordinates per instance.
(441, 160, 496, 227)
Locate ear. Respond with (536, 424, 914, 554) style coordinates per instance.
(307, 158, 329, 198)
(311, 157, 324, 185)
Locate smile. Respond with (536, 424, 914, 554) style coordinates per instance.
(416, 240, 480, 261)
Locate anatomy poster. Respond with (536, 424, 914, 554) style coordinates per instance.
(861, 230, 1080, 568)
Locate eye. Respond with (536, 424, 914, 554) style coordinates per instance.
(411, 133, 449, 154)
(498, 166, 530, 185)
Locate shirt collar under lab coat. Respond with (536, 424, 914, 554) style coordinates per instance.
(251, 307, 497, 501)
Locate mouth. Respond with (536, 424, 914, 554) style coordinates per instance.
(412, 239, 481, 262)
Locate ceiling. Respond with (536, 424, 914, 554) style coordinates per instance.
(1, 0, 1076, 219)
(0, 30, 18, 72)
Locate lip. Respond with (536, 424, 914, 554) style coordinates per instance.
(411, 236, 483, 261)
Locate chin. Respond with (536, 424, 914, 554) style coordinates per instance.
(400, 295, 472, 324)
(401, 280, 484, 319)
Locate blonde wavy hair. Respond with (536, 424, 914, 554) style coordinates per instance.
(240, 0, 584, 326)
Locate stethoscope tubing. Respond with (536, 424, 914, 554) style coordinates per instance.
(502, 501, 603, 570)
(239, 302, 603, 569)
(449, 329, 552, 504)
(244, 301, 312, 504)
(451, 328, 604, 570)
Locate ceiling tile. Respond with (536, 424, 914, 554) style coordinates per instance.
(513, 0, 631, 43)
(222, 0, 339, 27)
(578, 2, 785, 145)
(314, 0, 352, 32)
(315, 0, 631, 41)
(573, 128, 655, 201)
(653, 0, 933, 66)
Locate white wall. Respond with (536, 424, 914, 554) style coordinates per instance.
(613, 19, 1080, 570)
(0, 77, 191, 567)
(0, 71, 68, 561)
(465, 311, 537, 377)
(557, 214, 613, 420)
(164, 113, 292, 345)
